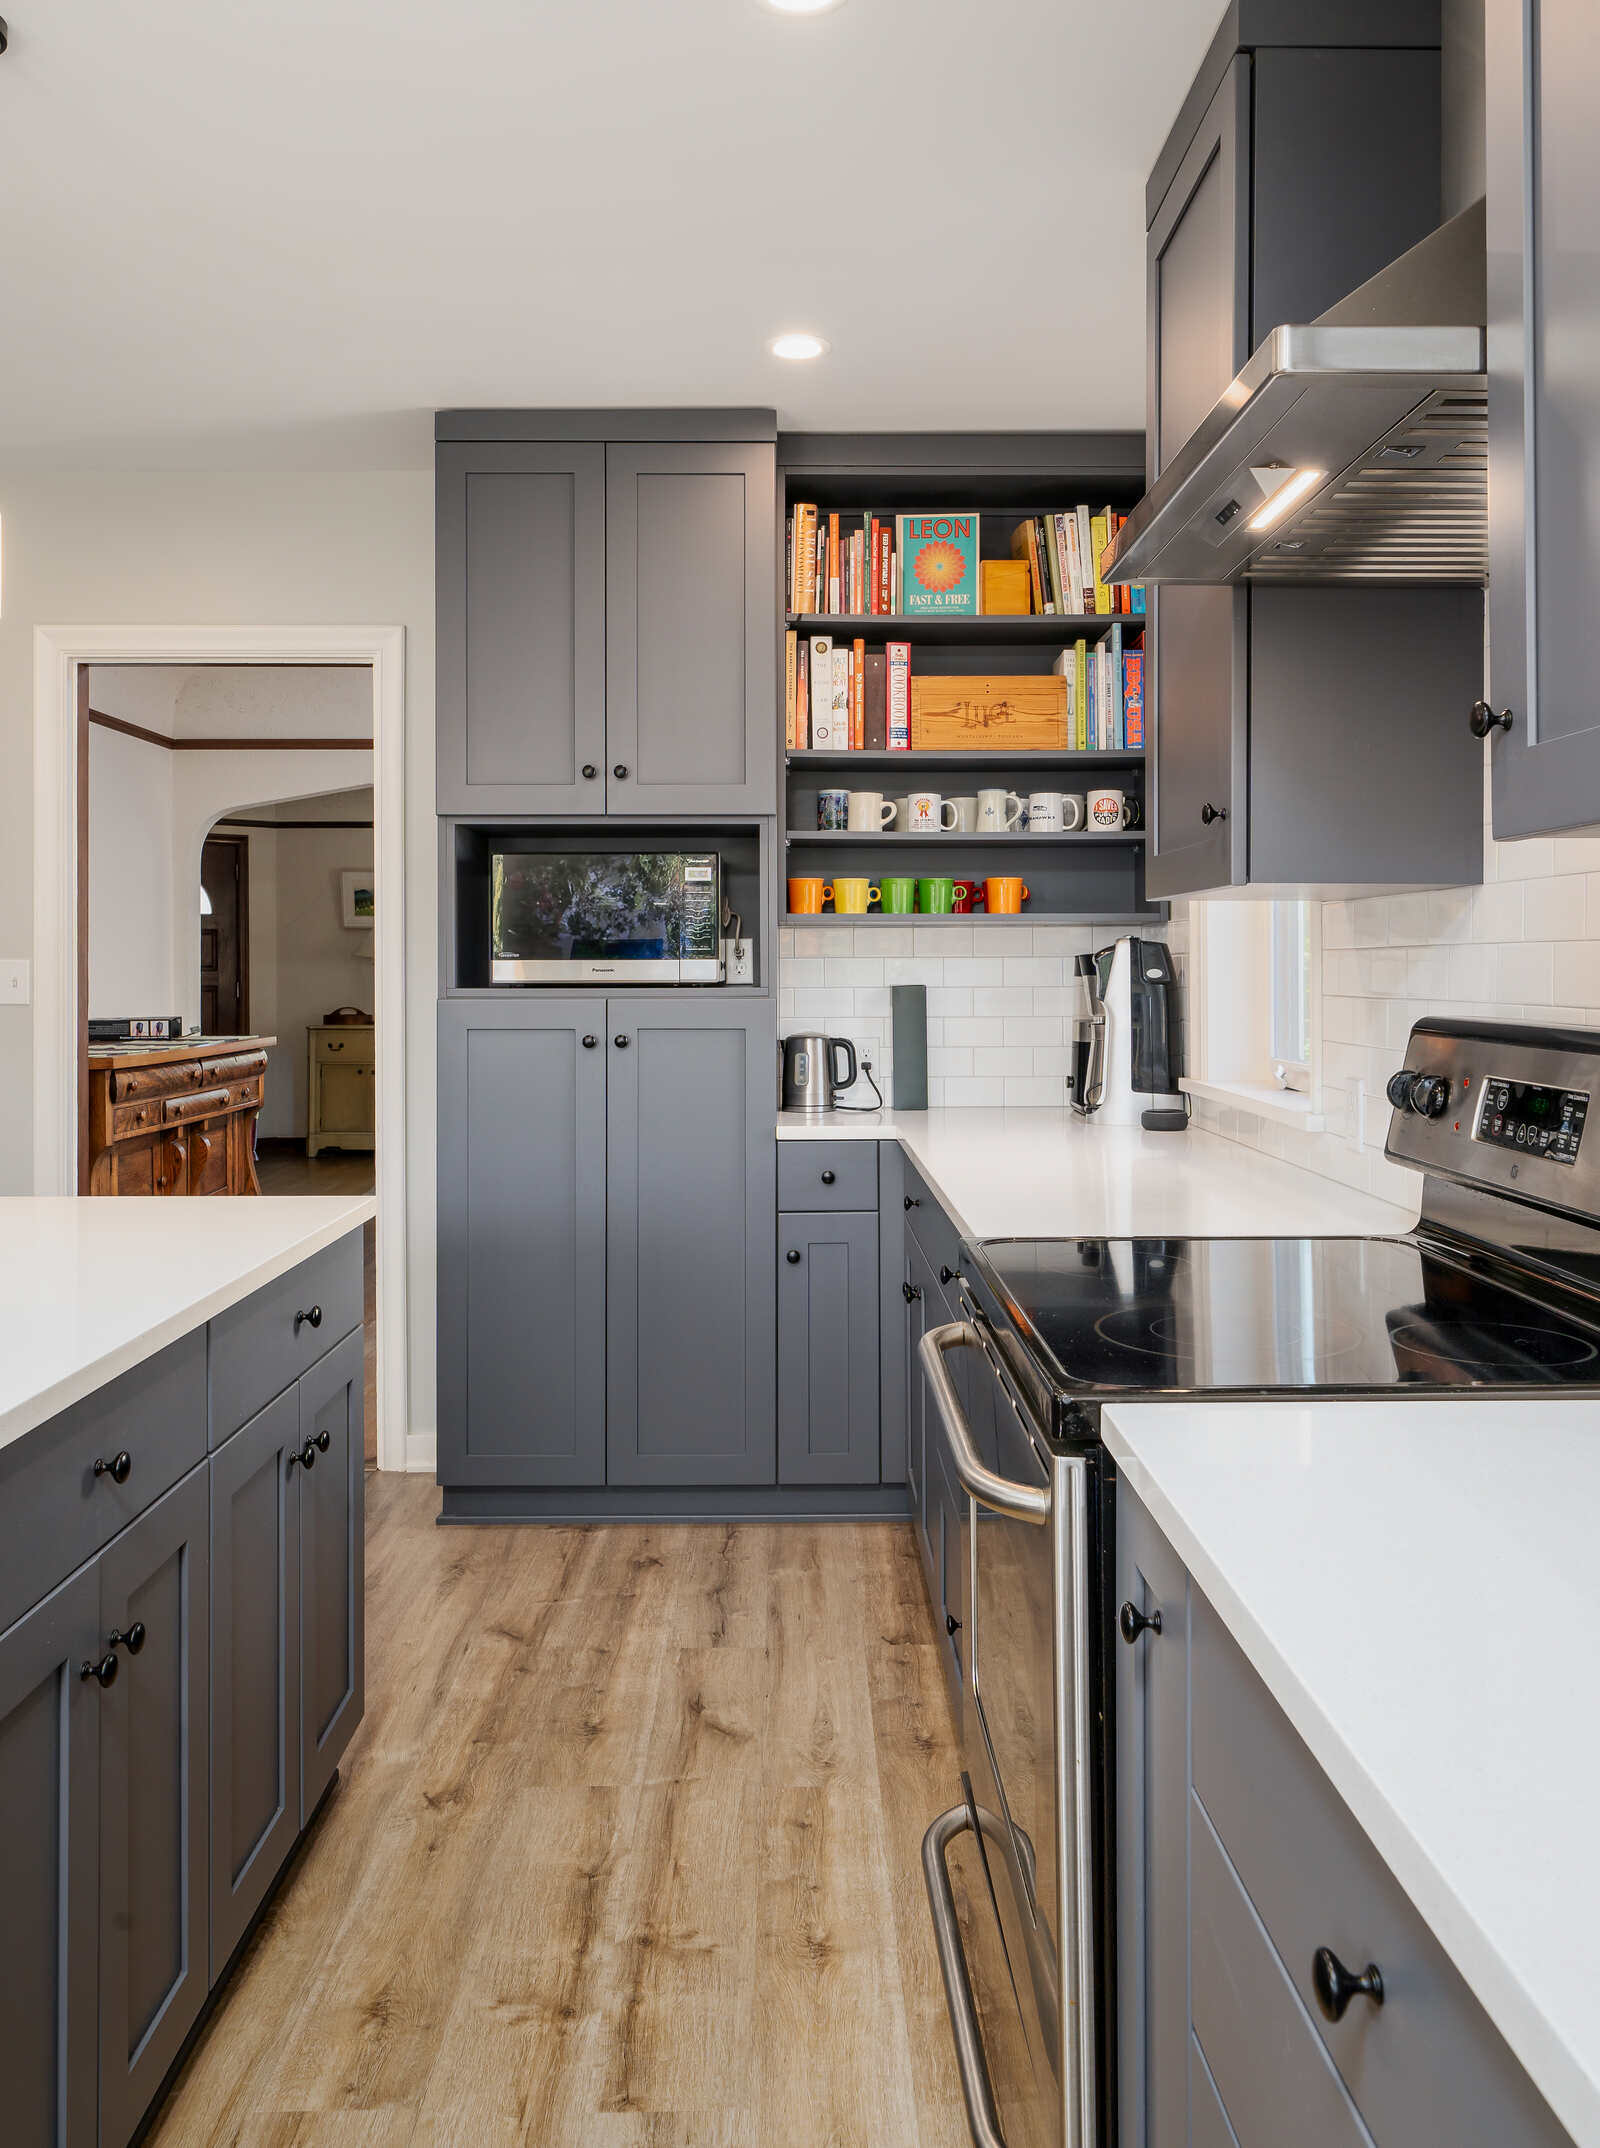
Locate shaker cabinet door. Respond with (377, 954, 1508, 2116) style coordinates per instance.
(96, 1467, 210, 2148)
(606, 1000, 776, 1486)
(298, 1329, 365, 1825)
(605, 441, 777, 815)
(777, 1210, 880, 1486)
(0, 1566, 100, 2148)
(436, 1000, 609, 1487)
(1486, 0, 1600, 837)
(436, 441, 607, 814)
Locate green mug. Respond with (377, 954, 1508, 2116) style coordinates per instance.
(879, 876, 916, 915)
(917, 876, 956, 915)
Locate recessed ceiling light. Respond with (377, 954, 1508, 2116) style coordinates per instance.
(769, 332, 830, 361)
(765, 0, 846, 13)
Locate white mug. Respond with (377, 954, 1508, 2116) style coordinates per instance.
(977, 787, 1024, 832)
(908, 790, 959, 833)
(847, 789, 896, 832)
(1087, 786, 1127, 832)
(1026, 790, 1065, 833)
(1060, 792, 1086, 830)
(948, 795, 980, 832)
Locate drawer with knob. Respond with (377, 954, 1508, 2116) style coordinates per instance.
(0, 1328, 206, 1635)
(778, 1140, 878, 1213)
(901, 1158, 961, 1283)
(207, 1232, 363, 1450)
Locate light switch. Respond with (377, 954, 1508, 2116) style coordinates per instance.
(0, 958, 31, 1005)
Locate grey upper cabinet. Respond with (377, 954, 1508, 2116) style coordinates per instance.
(298, 1329, 364, 1826)
(436, 442, 607, 816)
(1485, 0, 1600, 838)
(209, 1387, 301, 1976)
(0, 1565, 99, 2148)
(606, 999, 776, 1486)
(605, 441, 777, 815)
(777, 1210, 880, 1486)
(436, 999, 608, 1488)
(96, 1467, 210, 2148)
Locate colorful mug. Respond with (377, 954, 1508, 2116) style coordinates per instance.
(879, 876, 917, 915)
(952, 878, 985, 914)
(817, 788, 849, 831)
(831, 877, 881, 915)
(788, 877, 830, 914)
(917, 877, 956, 914)
(984, 877, 1031, 914)
(1087, 787, 1127, 832)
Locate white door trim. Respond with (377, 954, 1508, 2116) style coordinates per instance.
(32, 623, 412, 1472)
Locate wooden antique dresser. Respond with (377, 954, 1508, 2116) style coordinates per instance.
(86, 1035, 275, 1195)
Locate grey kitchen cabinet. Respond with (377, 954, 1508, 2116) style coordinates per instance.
(0, 1564, 100, 2148)
(1485, 0, 1600, 837)
(607, 1000, 776, 1487)
(435, 441, 607, 816)
(96, 1465, 210, 2148)
(905, 1224, 966, 1712)
(209, 1386, 301, 1975)
(877, 1140, 908, 1487)
(777, 1209, 880, 1485)
(298, 1330, 365, 1826)
(436, 999, 608, 1489)
(604, 440, 777, 816)
(1145, 12, 1484, 899)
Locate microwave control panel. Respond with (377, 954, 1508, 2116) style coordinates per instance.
(680, 855, 720, 959)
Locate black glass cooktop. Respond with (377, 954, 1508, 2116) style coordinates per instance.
(973, 1235, 1600, 1396)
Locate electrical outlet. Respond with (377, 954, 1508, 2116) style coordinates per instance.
(724, 937, 754, 986)
(0, 958, 30, 1006)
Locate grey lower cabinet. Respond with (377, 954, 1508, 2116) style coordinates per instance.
(1484, 0, 1600, 838)
(298, 1331, 365, 1825)
(777, 1210, 880, 1485)
(904, 1224, 964, 1713)
(1115, 1480, 1573, 2148)
(438, 997, 776, 1494)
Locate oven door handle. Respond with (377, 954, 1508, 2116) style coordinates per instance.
(923, 1803, 1011, 2148)
(920, 1323, 1051, 1525)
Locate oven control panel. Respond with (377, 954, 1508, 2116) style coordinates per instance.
(1475, 1077, 1589, 1164)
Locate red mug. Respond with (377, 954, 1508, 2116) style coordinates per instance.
(952, 879, 986, 914)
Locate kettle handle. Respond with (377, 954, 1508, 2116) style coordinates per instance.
(830, 1037, 858, 1092)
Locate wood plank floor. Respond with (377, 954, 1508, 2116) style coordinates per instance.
(145, 1480, 984, 2147)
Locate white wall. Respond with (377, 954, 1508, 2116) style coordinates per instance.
(86, 724, 176, 1016)
(0, 469, 436, 1453)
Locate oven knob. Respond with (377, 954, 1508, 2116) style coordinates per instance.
(1386, 1071, 1417, 1112)
(1409, 1073, 1452, 1119)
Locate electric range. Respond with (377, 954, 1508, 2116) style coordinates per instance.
(918, 1018, 1600, 2148)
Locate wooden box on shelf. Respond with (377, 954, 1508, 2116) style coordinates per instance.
(910, 674, 1070, 752)
(978, 559, 1033, 616)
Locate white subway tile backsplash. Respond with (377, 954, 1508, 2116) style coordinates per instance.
(1003, 1016, 1066, 1048)
(943, 959, 1006, 986)
(944, 1077, 1007, 1106)
(914, 926, 971, 958)
(945, 1017, 1006, 1047)
(823, 957, 884, 987)
(1001, 957, 1066, 987)
(1473, 878, 1526, 940)
(974, 987, 1038, 1017)
(1522, 875, 1587, 942)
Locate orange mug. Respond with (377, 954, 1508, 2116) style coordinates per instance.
(788, 877, 831, 914)
(984, 877, 1031, 915)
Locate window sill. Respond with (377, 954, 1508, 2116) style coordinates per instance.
(1180, 1077, 1326, 1134)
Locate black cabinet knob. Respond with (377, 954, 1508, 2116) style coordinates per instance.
(582, 1034, 598, 1049)
(613, 763, 629, 779)
(1200, 802, 1227, 825)
(613, 1034, 630, 1049)
(904, 1196, 921, 1210)
(1468, 699, 1514, 739)
(902, 1281, 922, 1303)
(1119, 1600, 1163, 1645)
(786, 1249, 802, 1264)
(582, 763, 598, 779)
(80, 1653, 120, 1688)
(108, 1622, 146, 1657)
(93, 1449, 133, 1485)
(299, 1439, 318, 1470)
(820, 1169, 836, 1185)
(294, 1304, 323, 1335)
(945, 1612, 962, 1636)
(315, 1428, 331, 1452)
(940, 1264, 955, 1285)
(1311, 1946, 1384, 2023)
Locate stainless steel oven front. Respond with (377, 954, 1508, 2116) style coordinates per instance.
(919, 1309, 1096, 2148)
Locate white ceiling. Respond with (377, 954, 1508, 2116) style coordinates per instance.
(0, 1, 1219, 468)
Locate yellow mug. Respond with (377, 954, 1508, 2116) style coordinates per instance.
(788, 877, 830, 914)
(830, 877, 881, 915)
(984, 877, 1031, 915)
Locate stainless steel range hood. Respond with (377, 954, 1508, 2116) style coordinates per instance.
(1102, 200, 1487, 587)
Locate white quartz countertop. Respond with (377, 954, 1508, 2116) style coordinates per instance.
(0, 1195, 375, 1452)
(777, 1106, 1416, 1242)
(1104, 1397, 1600, 2148)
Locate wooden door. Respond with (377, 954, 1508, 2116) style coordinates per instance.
(297, 1330, 364, 1825)
(777, 1211, 880, 1486)
(200, 835, 248, 1034)
(209, 1388, 300, 1976)
(96, 1467, 210, 2148)
(605, 999, 776, 1486)
(0, 1565, 100, 2148)
(604, 440, 777, 815)
(1486, 0, 1600, 836)
(436, 1000, 608, 1487)
(436, 442, 607, 814)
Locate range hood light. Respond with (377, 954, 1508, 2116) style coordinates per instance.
(1246, 466, 1324, 532)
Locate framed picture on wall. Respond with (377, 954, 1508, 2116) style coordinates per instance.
(340, 869, 375, 929)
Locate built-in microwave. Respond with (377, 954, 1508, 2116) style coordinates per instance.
(489, 850, 724, 985)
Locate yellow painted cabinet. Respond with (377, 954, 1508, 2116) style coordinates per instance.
(306, 1025, 375, 1157)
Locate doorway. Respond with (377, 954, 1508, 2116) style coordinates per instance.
(200, 833, 249, 1033)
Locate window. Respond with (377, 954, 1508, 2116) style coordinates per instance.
(1270, 900, 1312, 1092)
(1186, 896, 1322, 1126)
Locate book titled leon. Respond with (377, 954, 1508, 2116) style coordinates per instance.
(895, 512, 980, 615)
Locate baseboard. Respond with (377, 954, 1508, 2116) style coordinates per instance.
(403, 1427, 437, 1474)
(438, 1482, 911, 1524)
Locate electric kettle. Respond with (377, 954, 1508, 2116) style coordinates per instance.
(780, 1033, 859, 1115)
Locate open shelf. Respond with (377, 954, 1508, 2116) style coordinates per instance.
(788, 748, 1145, 771)
(788, 611, 1139, 644)
(785, 829, 1145, 847)
(785, 909, 1155, 928)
